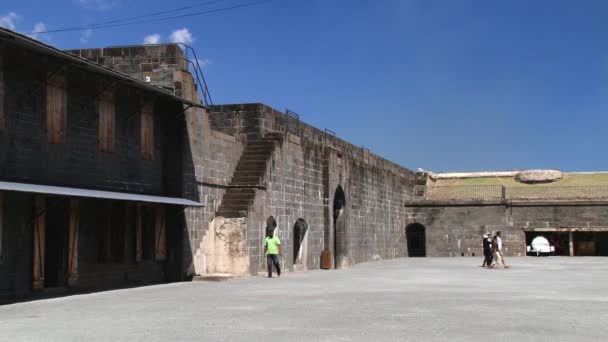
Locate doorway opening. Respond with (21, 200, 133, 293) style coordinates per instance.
(406, 223, 426, 257)
(44, 197, 70, 288)
(525, 231, 569, 256)
(333, 185, 346, 268)
(293, 219, 308, 265)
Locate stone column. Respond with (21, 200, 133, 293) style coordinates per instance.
(569, 231, 574, 256)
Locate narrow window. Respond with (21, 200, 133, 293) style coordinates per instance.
(99, 90, 115, 153)
(140, 101, 154, 160)
(154, 206, 167, 261)
(0, 56, 5, 130)
(46, 73, 67, 144)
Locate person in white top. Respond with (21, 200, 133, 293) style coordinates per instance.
(494, 231, 509, 268)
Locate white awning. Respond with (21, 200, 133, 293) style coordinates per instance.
(0, 181, 204, 207)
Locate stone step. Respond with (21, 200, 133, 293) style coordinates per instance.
(241, 150, 274, 157)
(234, 165, 267, 173)
(220, 198, 253, 206)
(231, 170, 266, 177)
(222, 191, 256, 199)
(235, 160, 267, 166)
(218, 203, 250, 210)
(246, 143, 275, 149)
(223, 187, 256, 194)
(229, 178, 264, 186)
(216, 210, 248, 218)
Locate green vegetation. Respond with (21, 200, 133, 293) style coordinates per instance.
(434, 173, 608, 187)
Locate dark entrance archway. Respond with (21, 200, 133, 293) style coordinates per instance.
(333, 185, 346, 268)
(293, 219, 308, 265)
(406, 223, 426, 257)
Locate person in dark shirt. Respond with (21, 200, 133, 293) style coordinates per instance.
(481, 233, 493, 268)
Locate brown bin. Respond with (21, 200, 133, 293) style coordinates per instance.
(320, 250, 332, 269)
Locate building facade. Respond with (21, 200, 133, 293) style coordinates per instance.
(0, 29, 203, 302)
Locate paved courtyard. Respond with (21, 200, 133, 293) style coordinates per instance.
(1, 257, 608, 341)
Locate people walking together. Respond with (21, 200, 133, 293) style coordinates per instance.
(264, 229, 282, 278)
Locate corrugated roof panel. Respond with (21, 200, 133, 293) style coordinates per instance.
(0, 181, 204, 207)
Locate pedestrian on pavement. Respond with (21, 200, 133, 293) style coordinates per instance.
(495, 231, 509, 268)
(481, 233, 493, 267)
(264, 229, 282, 278)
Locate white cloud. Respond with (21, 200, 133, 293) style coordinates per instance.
(28, 22, 48, 40)
(169, 28, 194, 45)
(0, 12, 19, 30)
(197, 58, 211, 67)
(80, 29, 93, 44)
(76, 0, 121, 11)
(143, 34, 161, 45)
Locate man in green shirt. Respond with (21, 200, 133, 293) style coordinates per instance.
(264, 230, 281, 278)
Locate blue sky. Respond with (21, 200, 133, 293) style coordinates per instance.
(1, 0, 607, 172)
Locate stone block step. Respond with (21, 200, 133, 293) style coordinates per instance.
(216, 210, 248, 218)
(222, 190, 256, 198)
(231, 170, 266, 177)
(246, 142, 275, 148)
(241, 150, 274, 157)
(220, 198, 252, 206)
(223, 187, 256, 194)
(235, 160, 267, 166)
(217, 203, 246, 210)
(234, 165, 267, 173)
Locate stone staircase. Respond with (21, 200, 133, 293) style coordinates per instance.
(216, 133, 281, 218)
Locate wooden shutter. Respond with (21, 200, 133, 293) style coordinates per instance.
(0, 56, 4, 130)
(32, 196, 46, 290)
(46, 73, 67, 144)
(140, 101, 154, 160)
(135, 204, 142, 263)
(154, 206, 166, 261)
(99, 90, 115, 153)
(67, 199, 79, 287)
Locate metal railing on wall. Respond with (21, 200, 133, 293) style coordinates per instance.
(418, 185, 608, 200)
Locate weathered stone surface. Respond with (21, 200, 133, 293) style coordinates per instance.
(514, 169, 562, 183)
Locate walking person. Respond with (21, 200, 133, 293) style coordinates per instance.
(481, 233, 493, 268)
(495, 231, 509, 268)
(264, 229, 282, 278)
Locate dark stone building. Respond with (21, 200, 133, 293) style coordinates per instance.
(0, 29, 203, 302)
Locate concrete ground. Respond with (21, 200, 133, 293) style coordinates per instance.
(1, 257, 608, 342)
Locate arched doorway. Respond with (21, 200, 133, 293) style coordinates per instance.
(333, 185, 346, 268)
(293, 219, 308, 265)
(406, 223, 426, 257)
